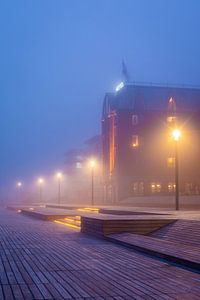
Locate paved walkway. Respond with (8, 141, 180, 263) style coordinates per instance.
(0, 209, 200, 299)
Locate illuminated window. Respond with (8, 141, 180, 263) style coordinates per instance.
(167, 116, 176, 123)
(151, 182, 161, 193)
(167, 157, 175, 168)
(132, 135, 139, 148)
(132, 115, 138, 125)
(168, 183, 176, 193)
(115, 81, 124, 92)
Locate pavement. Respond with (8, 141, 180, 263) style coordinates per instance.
(0, 208, 200, 299)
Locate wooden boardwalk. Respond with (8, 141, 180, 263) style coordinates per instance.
(0, 209, 200, 299)
(12, 206, 176, 236)
(107, 232, 200, 271)
(151, 219, 200, 247)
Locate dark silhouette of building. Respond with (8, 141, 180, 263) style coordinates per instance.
(63, 135, 103, 204)
(102, 83, 200, 203)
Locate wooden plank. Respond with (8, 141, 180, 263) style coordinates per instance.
(0, 208, 200, 299)
(107, 233, 200, 270)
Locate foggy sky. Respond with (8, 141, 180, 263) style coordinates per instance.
(1, 0, 200, 190)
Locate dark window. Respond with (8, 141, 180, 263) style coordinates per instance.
(133, 182, 144, 195)
(132, 115, 139, 125)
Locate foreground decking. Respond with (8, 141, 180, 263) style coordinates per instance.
(0, 209, 200, 299)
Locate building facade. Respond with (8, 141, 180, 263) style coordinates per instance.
(63, 135, 103, 204)
(102, 83, 200, 203)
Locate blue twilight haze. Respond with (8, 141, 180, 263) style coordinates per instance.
(0, 0, 200, 193)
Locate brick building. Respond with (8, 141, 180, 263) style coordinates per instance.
(102, 83, 200, 203)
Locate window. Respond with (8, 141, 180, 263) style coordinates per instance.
(168, 182, 176, 193)
(132, 135, 139, 148)
(133, 182, 144, 195)
(132, 115, 139, 125)
(167, 116, 176, 123)
(151, 182, 161, 193)
(167, 157, 175, 168)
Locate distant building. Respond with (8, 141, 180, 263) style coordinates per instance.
(102, 83, 200, 203)
(64, 135, 103, 204)
(64, 135, 102, 171)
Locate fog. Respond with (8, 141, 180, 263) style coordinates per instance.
(1, 0, 200, 202)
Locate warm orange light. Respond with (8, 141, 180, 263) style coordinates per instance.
(90, 160, 96, 168)
(132, 135, 139, 148)
(64, 216, 81, 223)
(53, 220, 80, 229)
(77, 207, 99, 213)
(172, 129, 181, 141)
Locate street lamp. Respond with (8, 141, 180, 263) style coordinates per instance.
(89, 160, 96, 206)
(16, 181, 22, 200)
(17, 182, 22, 188)
(172, 129, 181, 210)
(38, 177, 44, 203)
(56, 172, 63, 204)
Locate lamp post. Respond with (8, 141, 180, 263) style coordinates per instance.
(16, 181, 22, 200)
(172, 129, 181, 211)
(38, 178, 44, 203)
(56, 172, 62, 204)
(90, 160, 96, 206)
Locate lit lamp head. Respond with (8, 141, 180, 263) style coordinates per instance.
(90, 160, 96, 169)
(17, 182, 22, 188)
(38, 177, 44, 185)
(172, 129, 181, 141)
(56, 172, 62, 179)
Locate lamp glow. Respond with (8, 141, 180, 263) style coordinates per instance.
(38, 178, 44, 184)
(90, 160, 96, 168)
(172, 129, 181, 141)
(56, 172, 62, 179)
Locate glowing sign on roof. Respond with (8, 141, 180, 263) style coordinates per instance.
(115, 81, 124, 92)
